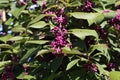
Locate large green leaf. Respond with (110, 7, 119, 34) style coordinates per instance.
(103, 11, 117, 19)
(66, 59, 80, 70)
(29, 21, 48, 29)
(70, 12, 104, 25)
(12, 27, 26, 33)
(0, 44, 13, 49)
(110, 71, 120, 80)
(96, 63, 109, 75)
(69, 29, 98, 40)
(62, 46, 81, 54)
(89, 44, 110, 61)
(10, 4, 26, 19)
(20, 47, 39, 63)
(0, 60, 11, 68)
(8, 36, 23, 41)
(0, 34, 12, 42)
(25, 40, 49, 45)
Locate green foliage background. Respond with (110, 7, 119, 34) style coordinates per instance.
(0, 0, 120, 80)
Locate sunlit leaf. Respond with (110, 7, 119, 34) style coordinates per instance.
(8, 36, 23, 41)
(89, 44, 110, 61)
(69, 29, 98, 40)
(66, 59, 80, 70)
(0, 44, 13, 49)
(10, 4, 26, 19)
(29, 21, 48, 29)
(25, 40, 49, 45)
(110, 71, 120, 80)
(0, 34, 12, 42)
(12, 27, 26, 33)
(62, 46, 81, 54)
(70, 12, 104, 25)
(17, 72, 36, 79)
(36, 49, 50, 57)
(103, 11, 117, 19)
(0, 60, 11, 68)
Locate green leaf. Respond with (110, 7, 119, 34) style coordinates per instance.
(29, 21, 48, 29)
(66, 59, 80, 70)
(50, 57, 63, 72)
(112, 47, 120, 53)
(0, 0, 9, 4)
(25, 40, 49, 45)
(0, 44, 13, 49)
(70, 12, 104, 25)
(36, 49, 50, 57)
(20, 47, 39, 63)
(89, 44, 110, 61)
(10, 4, 26, 19)
(115, 1, 120, 7)
(101, 0, 116, 7)
(0, 3, 10, 8)
(17, 72, 36, 79)
(89, 44, 108, 54)
(0, 67, 4, 74)
(110, 71, 120, 80)
(103, 11, 117, 19)
(12, 27, 26, 33)
(29, 14, 54, 25)
(69, 29, 98, 40)
(29, 14, 46, 25)
(93, 8, 104, 13)
(69, 1, 82, 7)
(108, 33, 117, 47)
(62, 46, 81, 54)
(96, 63, 109, 75)
(0, 34, 12, 42)
(0, 50, 12, 54)
(8, 36, 23, 41)
(5, 18, 14, 25)
(0, 60, 11, 68)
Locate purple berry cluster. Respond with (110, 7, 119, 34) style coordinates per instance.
(106, 63, 116, 71)
(83, 63, 98, 72)
(93, 25, 108, 40)
(51, 8, 70, 54)
(1, 66, 16, 80)
(2, 72, 16, 80)
(108, 10, 120, 30)
(82, 0, 94, 12)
